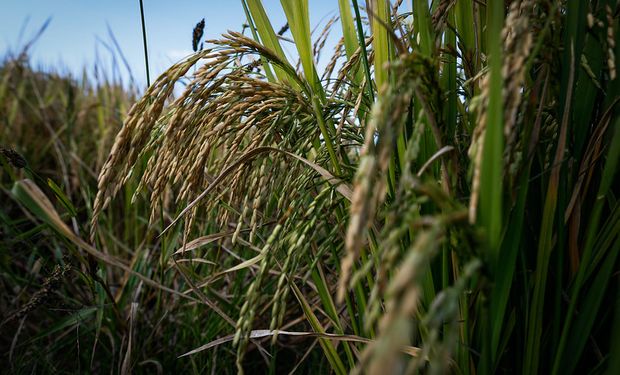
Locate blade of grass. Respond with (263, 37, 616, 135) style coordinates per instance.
(337, 0, 363, 88)
(412, 0, 433, 57)
(240, 0, 276, 82)
(291, 281, 347, 375)
(490, 66, 551, 366)
(11, 179, 201, 304)
(180, 328, 421, 358)
(138, 0, 150, 87)
(559, 237, 620, 373)
(279, 0, 343, 174)
(280, 0, 316, 90)
(608, 276, 620, 375)
(552, 116, 620, 375)
(310, 264, 356, 369)
(244, 0, 297, 86)
(351, 0, 375, 104)
(370, 0, 390, 90)
(525, 42, 575, 375)
(478, 0, 504, 259)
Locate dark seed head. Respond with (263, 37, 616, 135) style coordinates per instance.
(0, 147, 27, 169)
(192, 18, 206, 52)
(277, 23, 289, 36)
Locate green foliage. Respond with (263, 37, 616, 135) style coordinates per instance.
(1, 1, 619, 374)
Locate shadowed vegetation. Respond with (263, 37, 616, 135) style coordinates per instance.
(1, 1, 619, 374)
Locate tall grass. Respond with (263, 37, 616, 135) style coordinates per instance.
(1, 0, 619, 373)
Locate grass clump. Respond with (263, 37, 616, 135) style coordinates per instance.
(2, 0, 620, 374)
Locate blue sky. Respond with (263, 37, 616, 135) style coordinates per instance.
(1, 1, 340, 88)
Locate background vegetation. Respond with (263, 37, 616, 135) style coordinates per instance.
(1, 0, 619, 374)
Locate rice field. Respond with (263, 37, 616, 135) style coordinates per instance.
(1, 1, 619, 374)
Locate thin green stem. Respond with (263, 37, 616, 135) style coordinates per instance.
(138, 0, 151, 88)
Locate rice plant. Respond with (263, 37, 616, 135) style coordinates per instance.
(2, 0, 619, 373)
